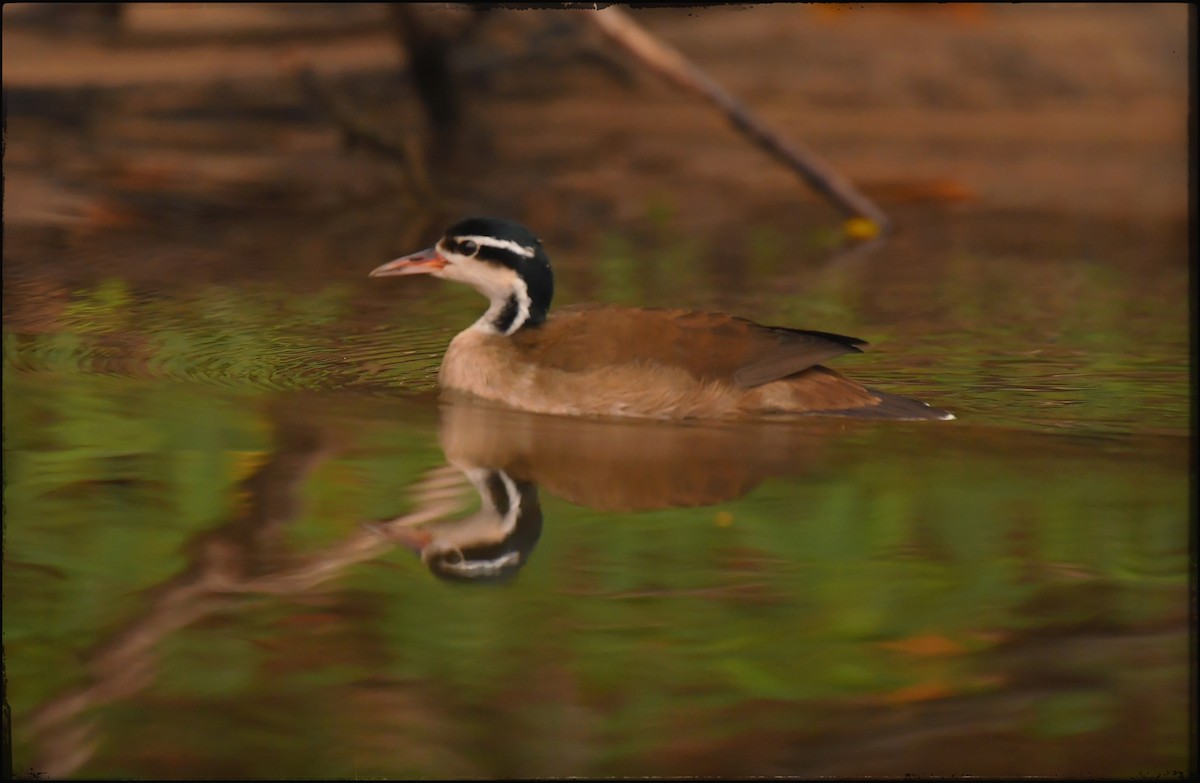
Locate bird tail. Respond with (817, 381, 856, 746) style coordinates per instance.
(828, 388, 955, 421)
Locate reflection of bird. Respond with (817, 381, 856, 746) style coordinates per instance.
(376, 465, 542, 584)
(438, 401, 834, 512)
(370, 217, 953, 421)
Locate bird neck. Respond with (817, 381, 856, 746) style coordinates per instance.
(472, 278, 548, 336)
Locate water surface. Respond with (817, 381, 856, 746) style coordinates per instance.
(3, 205, 1191, 778)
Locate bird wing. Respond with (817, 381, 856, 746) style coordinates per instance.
(510, 304, 866, 389)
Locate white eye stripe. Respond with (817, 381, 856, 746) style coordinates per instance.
(452, 235, 536, 259)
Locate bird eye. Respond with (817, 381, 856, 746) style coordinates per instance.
(458, 240, 478, 256)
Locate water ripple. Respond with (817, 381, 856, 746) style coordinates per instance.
(4, 319, 452, 395)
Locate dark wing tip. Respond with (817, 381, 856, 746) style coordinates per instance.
(789, 328, 869, 351)
(731, 326, 871, 389)
(763, 326, 869, 352)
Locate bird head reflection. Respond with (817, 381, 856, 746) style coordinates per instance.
(420, 467, 542, 584)
(373, 464, 542, 585)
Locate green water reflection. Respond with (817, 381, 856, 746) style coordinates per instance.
(2, 211, 1191, 778)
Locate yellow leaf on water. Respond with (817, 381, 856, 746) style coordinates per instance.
(843, 217, 881, 241)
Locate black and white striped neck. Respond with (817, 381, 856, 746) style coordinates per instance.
(473, 278, 541, 336)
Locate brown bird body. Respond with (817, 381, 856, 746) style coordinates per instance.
(442, 304, 886, 419)
(371, 217, 953, 422)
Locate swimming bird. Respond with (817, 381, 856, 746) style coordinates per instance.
(369, 217, 953, 421)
